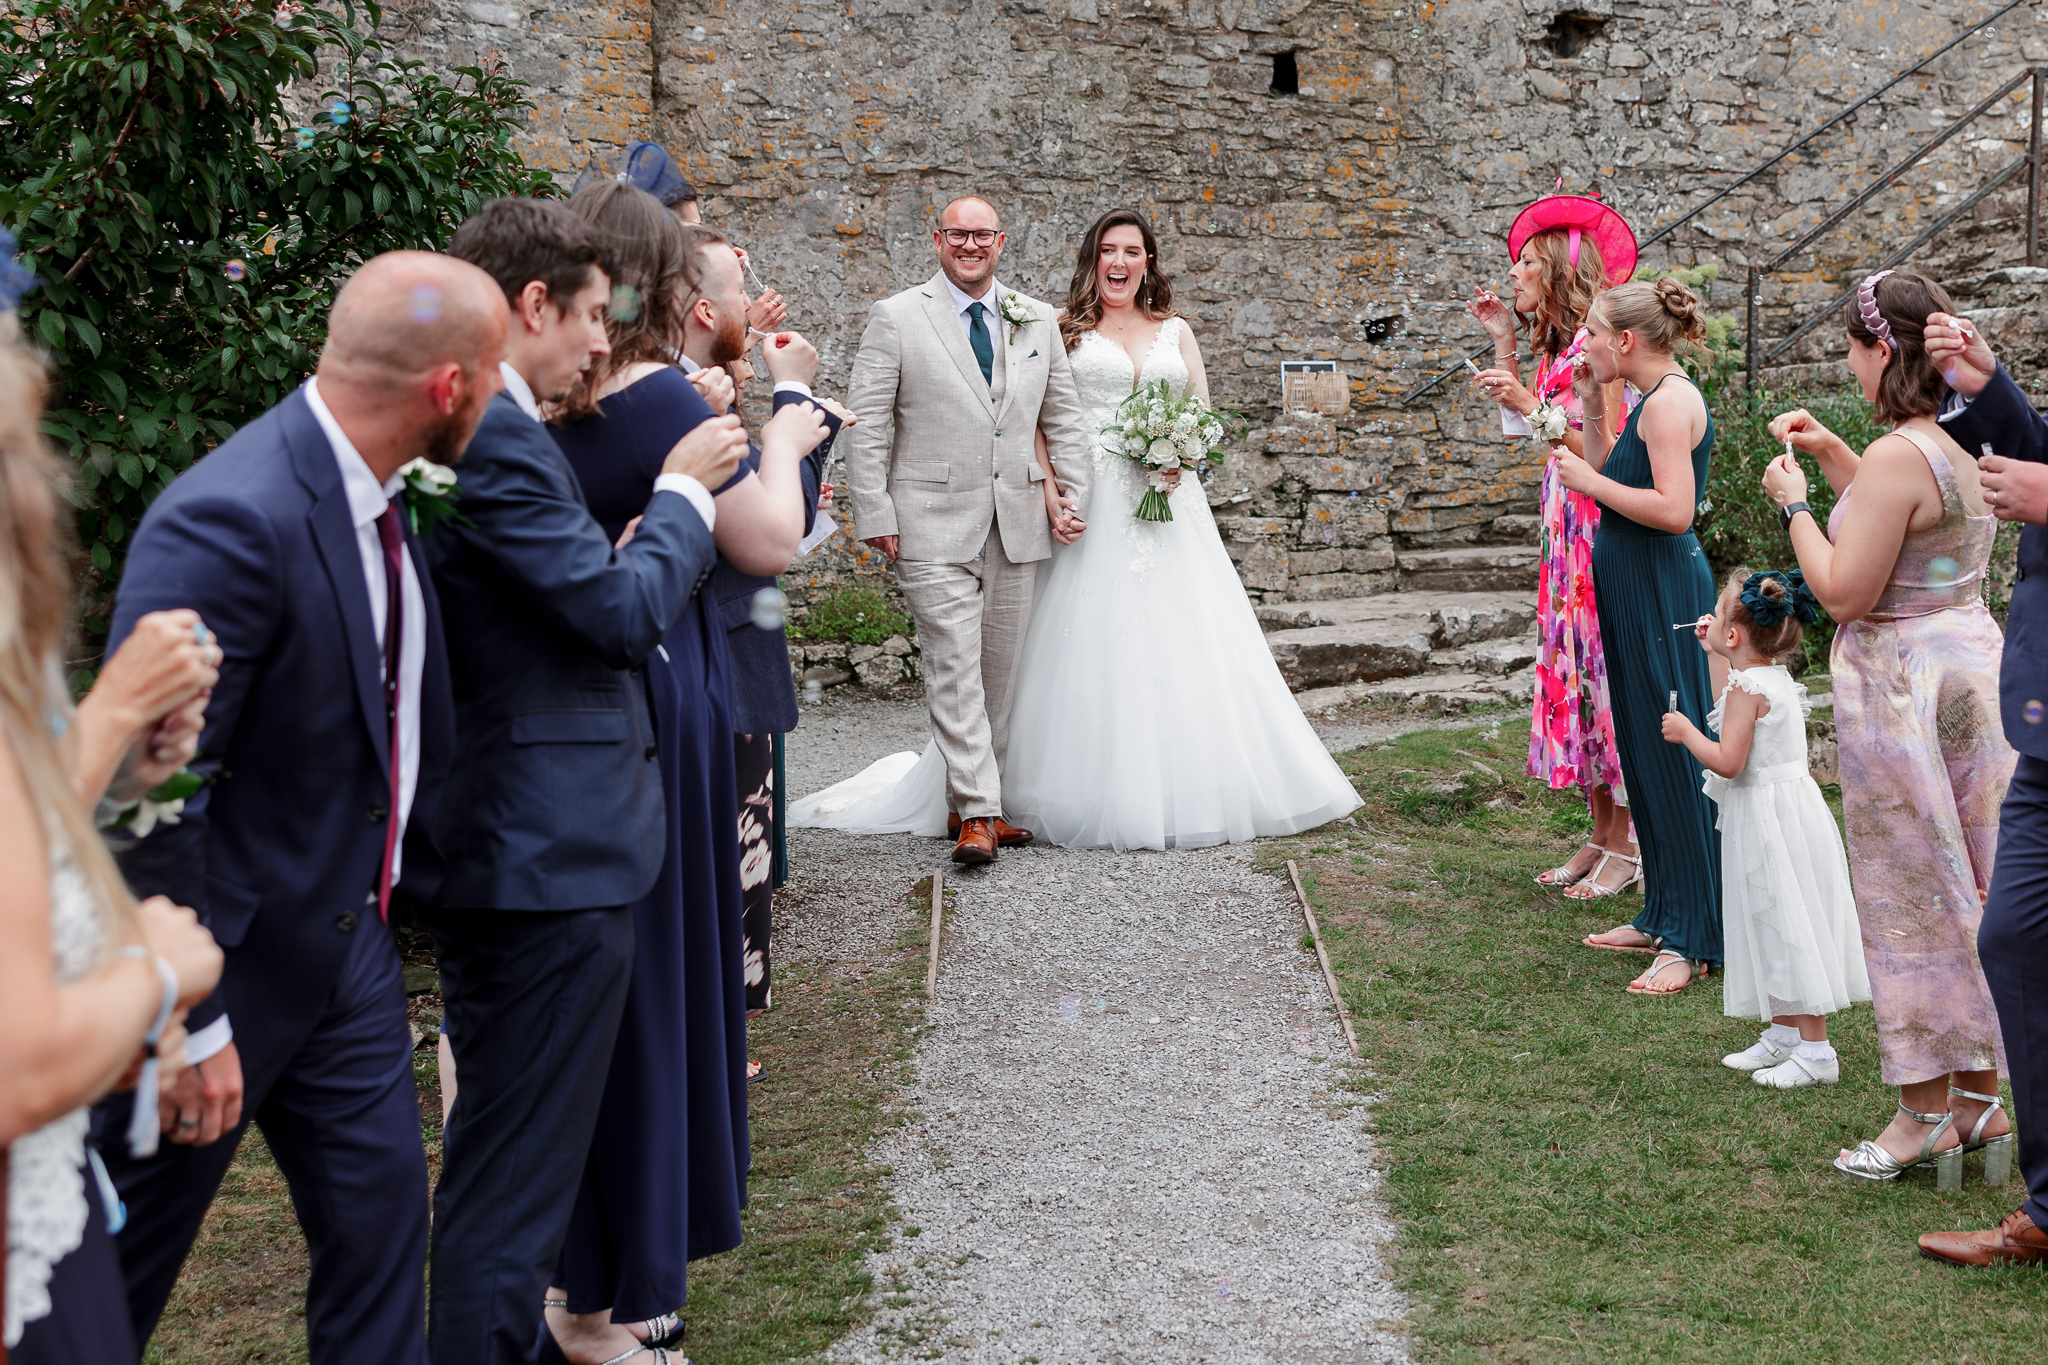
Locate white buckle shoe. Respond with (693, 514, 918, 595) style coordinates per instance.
(1754, 1051, 1838, 1088)
(1722, 1034, 1795, 1071)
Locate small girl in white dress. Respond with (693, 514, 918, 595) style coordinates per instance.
(1661, 569, 1870, 1088)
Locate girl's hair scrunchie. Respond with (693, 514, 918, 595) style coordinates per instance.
(1740, 569, 1823, 628)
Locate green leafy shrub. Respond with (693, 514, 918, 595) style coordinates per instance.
(0, 0, 551, 658)
(792, 589, 913, 646)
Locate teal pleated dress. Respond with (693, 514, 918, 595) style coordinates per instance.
(1590, 373, 1724, 966)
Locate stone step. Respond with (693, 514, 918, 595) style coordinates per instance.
(1295, 666, 1537, 717)
(1395, 545, 1540, 594)
(1260, 591, 1538, 692)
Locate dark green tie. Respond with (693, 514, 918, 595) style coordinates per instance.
(966, 300, 993, 386)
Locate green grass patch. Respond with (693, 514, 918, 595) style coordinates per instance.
(1264, 719, 2046, 1364)
(149, 881, 928, 1363)
(788, 588, 914, 646)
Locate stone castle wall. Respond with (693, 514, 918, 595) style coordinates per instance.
(396, 0, 2048, 603)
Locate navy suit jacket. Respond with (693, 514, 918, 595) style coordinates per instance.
(109, 387, 455, 1078)
(422, 391, 717, 911)
(1942, 364, 2048, 760)
(710, 388, 841, 734)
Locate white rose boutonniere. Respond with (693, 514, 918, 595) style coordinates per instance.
(399, 458, 473, 536)
(997, 291, 1035, 344)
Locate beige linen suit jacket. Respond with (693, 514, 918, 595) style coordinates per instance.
(844, 272, 1094, 564)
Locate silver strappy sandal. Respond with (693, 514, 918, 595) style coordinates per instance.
(1834, 1103, 1964, 1189)
(1563, 851, 1643, 901)
(1535, 842, 1599, 888)
(1951, 1085, 2016, 1186)
(542, 1300, 691, 1365)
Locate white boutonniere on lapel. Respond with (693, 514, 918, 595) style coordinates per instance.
(997, 291, 1035, 344)
(398, 458, 473, 536)
(100, 766, 208, 839)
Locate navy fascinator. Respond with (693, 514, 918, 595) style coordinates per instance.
(572, 142, 698, 208)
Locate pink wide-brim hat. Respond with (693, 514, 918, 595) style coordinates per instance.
(1507, 194, 1638, 287)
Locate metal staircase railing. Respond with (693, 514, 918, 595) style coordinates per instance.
(1400, 0, 2041, 406)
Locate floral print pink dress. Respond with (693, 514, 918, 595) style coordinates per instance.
(1528, 328, 1630, 802)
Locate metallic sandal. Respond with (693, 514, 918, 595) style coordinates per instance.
(1535, 843, 1599, 888)
(1950, 1086, 2016, 1186)
(1834, 1103, 1964, 1190)
(1564, 852, 1643, 901)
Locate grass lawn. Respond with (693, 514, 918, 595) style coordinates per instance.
(146, 874, 927, 1364)
(1264, 718, 2048, 1365)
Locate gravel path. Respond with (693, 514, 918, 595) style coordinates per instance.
(781, 691, 1417, 1364)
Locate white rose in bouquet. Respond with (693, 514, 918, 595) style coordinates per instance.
(1103, 378, 1243, 522)
(1147, 438, 1178, 466)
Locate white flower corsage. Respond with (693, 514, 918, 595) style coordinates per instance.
(1529, 402, 1570, 444)
(997, 291, 1035, 343)
(399, 458, 472, 536)
(100, 767, 207, 838)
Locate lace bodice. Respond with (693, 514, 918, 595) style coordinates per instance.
(1070, 317, 1191, 462)
(6, 846, 107, 1348)
(1702, 665, 1812, 802)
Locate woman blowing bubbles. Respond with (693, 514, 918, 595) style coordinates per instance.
(1468, 195, 1641, 900)
(1552, 278, 1724, 997)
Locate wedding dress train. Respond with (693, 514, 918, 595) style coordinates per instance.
(790, 317, 1361, 850)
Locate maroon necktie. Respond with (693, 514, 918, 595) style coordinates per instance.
(375, 503, 405, 922)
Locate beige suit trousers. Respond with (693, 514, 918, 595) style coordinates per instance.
(894, 522, 1036, 819)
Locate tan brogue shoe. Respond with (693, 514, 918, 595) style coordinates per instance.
(947, 812, 1034, 847)
(1919, 1206, 2048, 1267)
(951, 816, 998, 866)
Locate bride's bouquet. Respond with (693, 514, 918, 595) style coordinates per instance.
(1104, 379, 1236, 522)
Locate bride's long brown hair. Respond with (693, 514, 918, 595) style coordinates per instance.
(1058, 208, 1175, 353)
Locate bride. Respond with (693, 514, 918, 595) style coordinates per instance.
(791, 208, 1361, 850)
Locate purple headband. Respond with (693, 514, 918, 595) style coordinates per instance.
(1857, 269, 1896, 351)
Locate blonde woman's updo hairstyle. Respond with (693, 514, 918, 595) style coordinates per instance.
(1590, 277, 1708, 356)
(1842, 267, 1953, 426)
(1522, 228, 1608, 359)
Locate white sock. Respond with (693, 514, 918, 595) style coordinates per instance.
(1795, 1038, 1835, 1061)
(1764, 1023, 1800, 1046)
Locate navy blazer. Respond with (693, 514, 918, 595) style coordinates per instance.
(422, 391, 717, 911)
(1942, 364, 2048, 760)
(108, 387, 455, 1072)
(709, 388, 841, 734)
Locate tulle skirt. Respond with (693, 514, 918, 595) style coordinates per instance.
(788, 465, 1361, 850)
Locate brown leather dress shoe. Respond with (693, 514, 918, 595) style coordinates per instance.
(952, 816, 998, 865)
(1919, 1206, 2048, 1266)
(947, 813, 1034, 847)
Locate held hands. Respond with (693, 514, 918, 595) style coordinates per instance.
(1471, 367, 1534, 416)
(89, 610, 221, 738)
(686, 364, 736, 415)
(662, 413, 749, 488)
(159, 1041, 243, 1146)
(761, 331, 819, 387)
(1979, 454, 2048, 525)
(761, 400, 830, 463)
(122, 694, 208, 798)
(1466, 285, 1516, 343)
(1052, 498, 1087, 545)
(1924, 311, 1996, 399)
(1761, 452, 1810, 509)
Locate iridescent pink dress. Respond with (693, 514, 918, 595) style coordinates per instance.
(1830, 425, 2014, 1085)
(1528, 329, 1630, 801)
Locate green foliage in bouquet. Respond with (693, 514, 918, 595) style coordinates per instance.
(1104, 378, 1240, 522)
(0, 0, 551, 662)
(791, 589, 914, 646)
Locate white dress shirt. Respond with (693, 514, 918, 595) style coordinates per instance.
(504, 360, 718, 528)
(303, 378, 427, 887)
(943, 275, 1005, 390)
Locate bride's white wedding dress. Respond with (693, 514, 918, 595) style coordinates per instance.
(790, 317, 1361, 850)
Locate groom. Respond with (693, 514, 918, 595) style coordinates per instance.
(847, 195, 1095, 864)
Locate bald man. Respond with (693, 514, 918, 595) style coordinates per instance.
(95, 250, 506, 1362)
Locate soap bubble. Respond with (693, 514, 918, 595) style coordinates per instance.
(329, 99, 351, 125)
(608, 283, 642, 322)
(408, 285, 441, 324)
(1214, 1277, 1234, 1299)
(2028, 699, 2044, 724)
(295, 127, 316, 150)
(1928, 555, 1960, 587)
(749, 586, 785, 631)
(224, 259, 246, 281)
(802, 678, 823, 704)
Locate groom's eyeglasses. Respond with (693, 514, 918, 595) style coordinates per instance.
(939, 229, 1001, 247)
